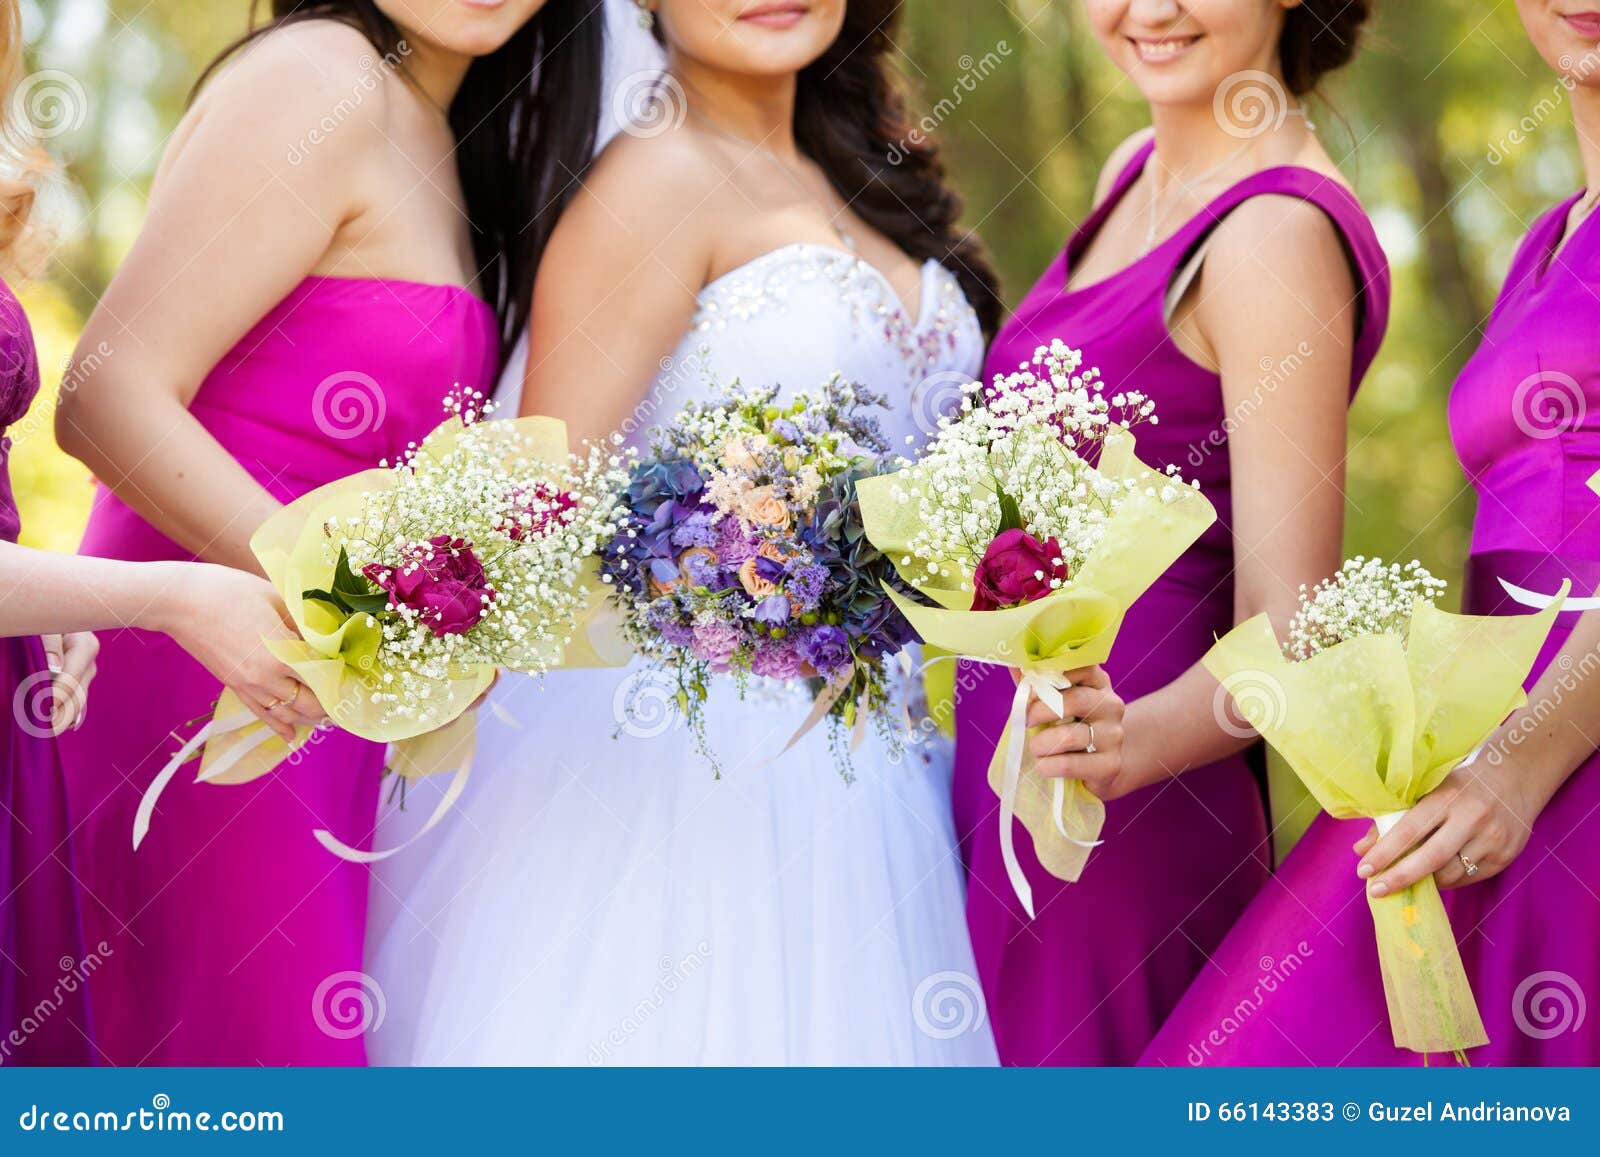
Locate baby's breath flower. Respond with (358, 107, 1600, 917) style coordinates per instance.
(1284, 557, 1448, 660)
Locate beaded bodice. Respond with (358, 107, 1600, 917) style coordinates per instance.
(638, 243, 985, 452)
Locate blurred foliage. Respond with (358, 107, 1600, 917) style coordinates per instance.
(10, 1, 1585, 594)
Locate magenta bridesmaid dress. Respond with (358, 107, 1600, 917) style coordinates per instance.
(954, 140, 1392, 1066)
(57, 277, 497, 1065)
(1, 279, 93, 1065)
(1143, 191, 1600, 1067)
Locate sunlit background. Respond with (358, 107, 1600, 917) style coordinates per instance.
(10, 0, 1578, 604)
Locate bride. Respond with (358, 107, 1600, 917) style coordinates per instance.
(369, 0, 1008, 1065)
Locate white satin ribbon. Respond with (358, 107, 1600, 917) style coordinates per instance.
(1499, 576, 1600, 612)
(999, 671, 1105, 919)
(312, 742, 474, 864)
(133, 709, 258, 850)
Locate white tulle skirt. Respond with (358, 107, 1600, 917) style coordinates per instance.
(365, 662, 997, 1066)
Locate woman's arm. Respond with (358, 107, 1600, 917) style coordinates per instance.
(519, 134, 717, 441)
(1032, 196, 1359, 798)
(0, 543, 327, 739)
(55, 24, 384, 574)
(1358, 608, 1600, 895)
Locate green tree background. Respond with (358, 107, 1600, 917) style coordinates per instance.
(11, 0, 1578, 603)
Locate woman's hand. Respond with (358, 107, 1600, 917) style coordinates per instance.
(1021, 665, 1131, 799)
(1355, 758, 1550, 895)
(143, 562, 329, 742)
(37, 631, 99, 734)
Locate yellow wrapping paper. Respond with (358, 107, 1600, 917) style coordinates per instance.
(858, 432, 1217, 913)
(134, 416, 629, 855)
(1203, 589, 1568, 1057)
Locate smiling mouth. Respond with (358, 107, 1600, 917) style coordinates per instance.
(740, 2, 809, 28)
(1130, 35, 1202, 62)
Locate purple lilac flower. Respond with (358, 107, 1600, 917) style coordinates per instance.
(752, 639, 806, 680)
(670, 511, 719, 549)
(799, 624, 851, 673)
(786, 564, 828, 612)
(679, 548, 722, 588)
(771, 418, 801, 444)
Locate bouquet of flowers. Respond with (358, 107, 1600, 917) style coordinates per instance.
(1204, 557, 1567, 1059)
(598, 377, 914, 776)
(135, 394, 632, 859)
(857, 341, 1217, 915)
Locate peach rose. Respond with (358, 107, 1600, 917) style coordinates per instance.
(741, 485, 791, 530)
(738, 557, 778, 600)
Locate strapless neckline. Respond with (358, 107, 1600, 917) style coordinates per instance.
(697, 242, 942, 331)
(296, 274, 494, 310)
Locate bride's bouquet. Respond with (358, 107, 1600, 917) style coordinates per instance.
(857, 341, 1216, 915)
(598, 377, 914, 776)
(1204, 557, 1566, 1059)
(136, 394, 632, 859)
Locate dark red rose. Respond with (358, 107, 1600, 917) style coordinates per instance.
(501, 482, 578, 542)
(364, 535, 496, 636)
(971, 528, 1070, 611)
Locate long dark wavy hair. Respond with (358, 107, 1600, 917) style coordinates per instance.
(195, 1, 605, 360)
(654, 0, 1002, 337)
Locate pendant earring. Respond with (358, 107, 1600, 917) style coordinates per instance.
(635, 2, 655, 30)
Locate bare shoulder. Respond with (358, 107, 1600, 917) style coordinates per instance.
(584, 125, 726, 216)
(563, 124, 727, 255)
(1091, 128, 1155, 208)
(182, 20, 390, 156)
(1204, 193, 1355, 293)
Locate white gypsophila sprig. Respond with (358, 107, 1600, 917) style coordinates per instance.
(1284, 556, 1449, 660)
(888, 340, 1171, 587)
(329, 393, 632, 728)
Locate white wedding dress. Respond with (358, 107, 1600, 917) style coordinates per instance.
(366, 242, 997, 1066)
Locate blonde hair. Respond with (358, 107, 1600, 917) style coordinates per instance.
(0, 0, 50, 280)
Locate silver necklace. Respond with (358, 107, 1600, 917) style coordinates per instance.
(1144, 140, 1257, 249)
(685, 107, 859, 252)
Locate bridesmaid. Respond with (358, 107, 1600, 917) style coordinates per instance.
(1144, 0, 1600, 1067)
(954, 0, 1388, 1065)
(0, 0, 328, 1062)
(53, 0, 603, 1065)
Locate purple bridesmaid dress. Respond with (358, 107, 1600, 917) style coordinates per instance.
(1, 279, 92, 1065)
(955, 140, 1392, 1065)
(1144, 192, 1600, 1067)
(56, 277, 498, 1065)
